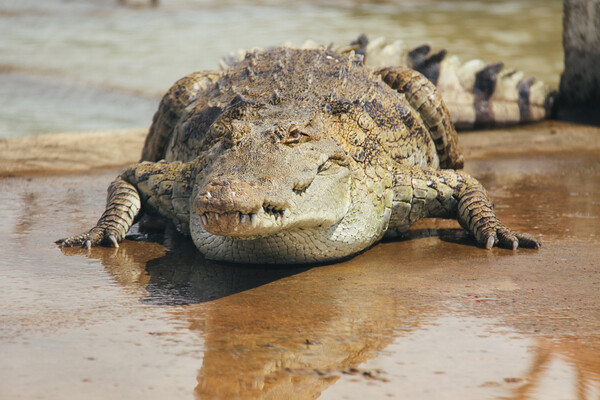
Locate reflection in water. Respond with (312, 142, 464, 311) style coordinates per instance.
(188, 272, 421, 399)
(65, 228, 313, 304)
(508, 339, 600, 400)
(63, 235, 600, 399)
(74, 231, 433, 398)
(14, 191, 37, 237)
(143, 234, 313, 305)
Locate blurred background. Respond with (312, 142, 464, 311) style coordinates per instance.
(0, 0, 562, 139)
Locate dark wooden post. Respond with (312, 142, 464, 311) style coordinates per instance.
(558, 0, 600, 124)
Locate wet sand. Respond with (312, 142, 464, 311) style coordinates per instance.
(1, 122, 599, 399)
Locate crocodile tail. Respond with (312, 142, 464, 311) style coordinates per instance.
(409, 47, 557, 129)
(360, 36, 556, 130)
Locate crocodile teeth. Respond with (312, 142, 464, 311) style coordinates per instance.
(282, 209, 289, 225)
(200, 210, 288, 231)
(210, 212, 221, 223)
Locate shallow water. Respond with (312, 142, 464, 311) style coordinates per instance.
(1, 150, 598, 399)
(0, 0, 562, 138)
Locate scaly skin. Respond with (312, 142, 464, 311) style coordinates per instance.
(376, 66, 464, 169)
(384, 164, 539, 249)
(57, 47, 541, 264)
(339, 35, 556, 129)
(58, 178, 141, 249)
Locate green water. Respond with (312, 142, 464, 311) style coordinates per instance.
(0, 0, 562, 138)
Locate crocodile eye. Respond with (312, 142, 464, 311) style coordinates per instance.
(317, 160, 342, 175)
(281, 124, 310, 145)
(289, 129, 301, 140)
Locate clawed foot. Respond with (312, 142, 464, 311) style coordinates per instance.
(458, 186, 541, 250)
(476, 224, 541, 250)
(56, 226, 122, 249)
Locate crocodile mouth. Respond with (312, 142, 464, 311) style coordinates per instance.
(199, 203, 290, 236)
(195, 159, 351, 238)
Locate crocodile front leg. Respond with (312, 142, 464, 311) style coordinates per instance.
(57, 159, 198, 249)
(388, 165, 541, 249)
(56, 177, 141, 248)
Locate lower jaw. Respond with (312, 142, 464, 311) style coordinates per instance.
(200, 222, 283, 239)
(191, 224, 376, 264)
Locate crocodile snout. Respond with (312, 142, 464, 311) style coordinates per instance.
(193, 178, 291, 236)
(193, 179, 263, 216)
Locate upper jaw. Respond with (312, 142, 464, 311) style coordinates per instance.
(197, 205, 290, 237)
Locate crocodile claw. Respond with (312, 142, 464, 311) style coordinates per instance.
(513, 232, 542, 249)
(57, 227, 124, 250)
(56, 235, 88, 248)
(479, 226, 540, 250)
(106, 235, 119, 248)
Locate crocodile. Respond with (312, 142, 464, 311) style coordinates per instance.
(57, 46, 541, 264)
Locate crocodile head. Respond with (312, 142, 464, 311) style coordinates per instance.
(191, 109, 352, 241)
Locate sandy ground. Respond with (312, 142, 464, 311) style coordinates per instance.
(0, 128, 148, 175)
(0, 121, 599, 399)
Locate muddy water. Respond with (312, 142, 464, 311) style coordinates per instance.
(1, 148, 598, 399)
(0, 0, 562, 138)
